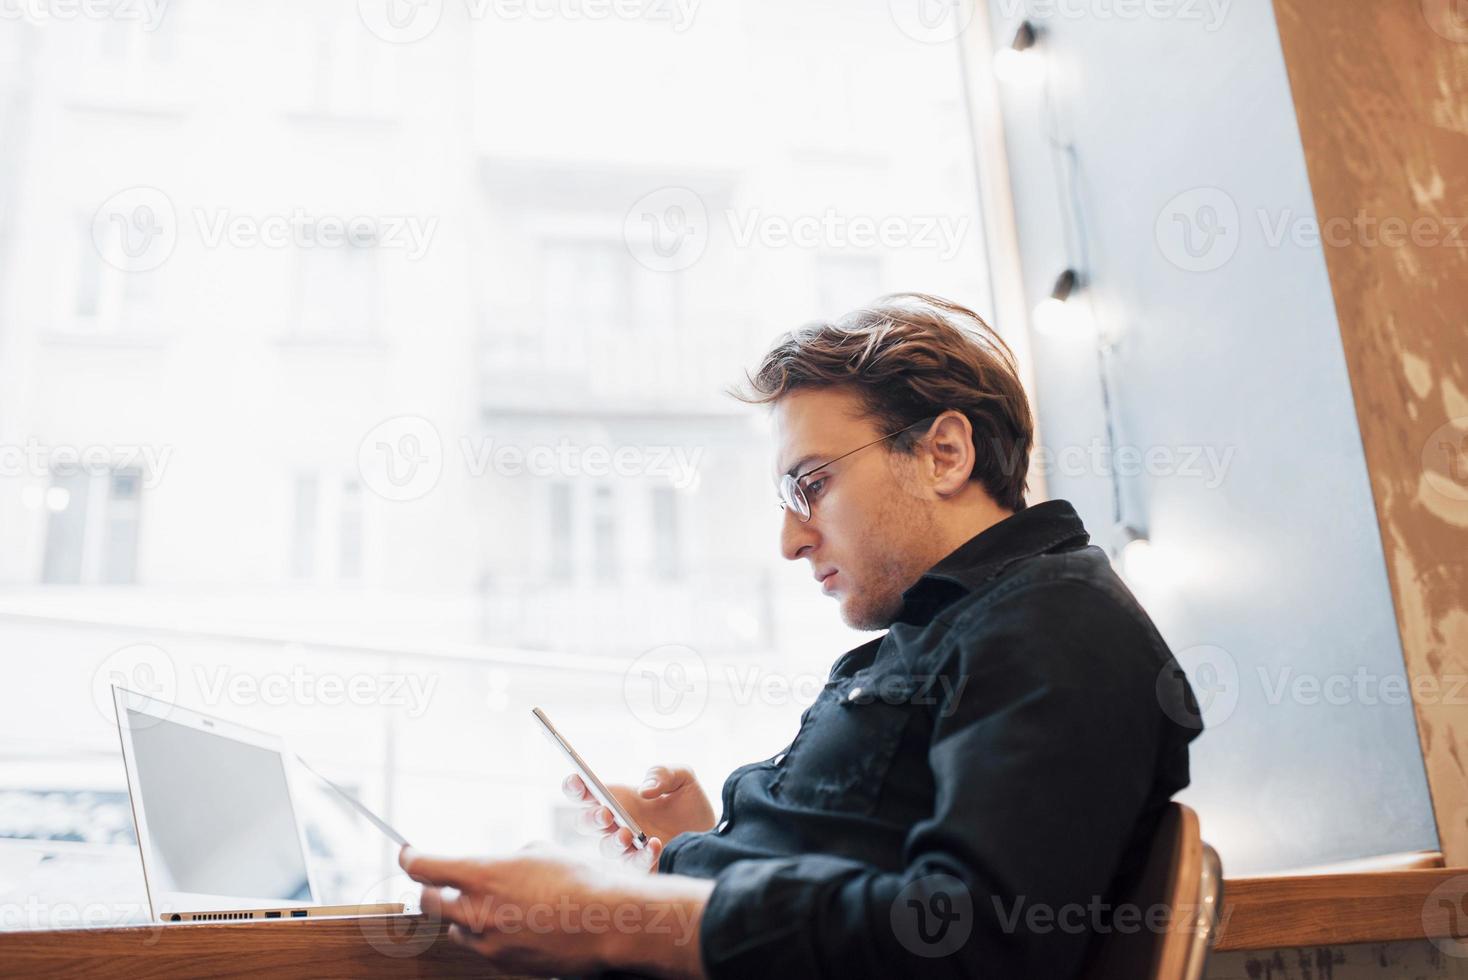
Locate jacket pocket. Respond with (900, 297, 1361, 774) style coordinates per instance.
(769, 671, 918, 816)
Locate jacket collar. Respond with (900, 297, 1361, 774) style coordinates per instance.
(895, 499, 1090, 625)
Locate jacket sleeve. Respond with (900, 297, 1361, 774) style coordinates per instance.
(695, 579, 1179, 979)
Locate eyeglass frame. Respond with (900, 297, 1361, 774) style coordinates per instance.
(778, 416, 937, 523)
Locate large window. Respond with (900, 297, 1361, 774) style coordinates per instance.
(0, 1, 992, 926)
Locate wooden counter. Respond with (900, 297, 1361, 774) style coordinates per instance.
(5, 864, 1468, 976)
(0, 913, 511, 979)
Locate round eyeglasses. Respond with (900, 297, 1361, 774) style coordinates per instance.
(778, 419, 933, 523)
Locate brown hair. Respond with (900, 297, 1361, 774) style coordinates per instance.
(732, 293, 1034, 511)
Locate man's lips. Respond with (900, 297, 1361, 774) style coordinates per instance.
(815, 568, 838, 593)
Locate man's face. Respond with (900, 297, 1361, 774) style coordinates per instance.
(772, 387, 939, 631)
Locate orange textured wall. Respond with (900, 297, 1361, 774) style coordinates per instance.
(1272, 0, 1468, 862)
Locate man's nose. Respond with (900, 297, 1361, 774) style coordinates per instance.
(780, 507, 818, 561)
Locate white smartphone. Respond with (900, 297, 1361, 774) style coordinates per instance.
(531, 707, 648, 850)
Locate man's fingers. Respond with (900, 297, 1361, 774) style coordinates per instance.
(621, 835, 662, 872)
(424, 885, 502, 934)
(598, 829, 662, 869)
(420, 884, 443, 918)
(422, 885, 471, 927)
(640, 765, 695, 797)
(447, 922, 501, 958)
(399, 847, 489, 891)
(598, 831, 632, 862)
(575, 805, 616, 836)
(561, 773, 591, 802)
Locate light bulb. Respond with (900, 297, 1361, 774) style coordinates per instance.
(1033, 296, 1089, 335)
(993, 47, 1043, 85)
(1034, 268, 1085, 335)
(1120, 536, 1158, 587)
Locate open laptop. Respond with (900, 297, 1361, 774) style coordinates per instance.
(112, 686, 405, 923)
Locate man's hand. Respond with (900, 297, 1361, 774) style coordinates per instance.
(564, 765, 716, 869)
(399, 843, 713, 979)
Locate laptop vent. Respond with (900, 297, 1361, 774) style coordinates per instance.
(195, 912, 253, 921)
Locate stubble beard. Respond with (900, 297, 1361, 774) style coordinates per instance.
(838, 490, 940, 631)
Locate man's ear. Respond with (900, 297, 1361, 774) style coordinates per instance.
(923, 411, 976, 496)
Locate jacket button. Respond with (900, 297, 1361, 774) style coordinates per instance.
(847, 686, 863, 701)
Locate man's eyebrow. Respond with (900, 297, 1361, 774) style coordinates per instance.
(783, 454, 822, 479)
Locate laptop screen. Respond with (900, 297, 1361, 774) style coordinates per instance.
(127, 710, 312, 903)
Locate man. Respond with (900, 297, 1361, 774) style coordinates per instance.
(401, 294, 1201, 978)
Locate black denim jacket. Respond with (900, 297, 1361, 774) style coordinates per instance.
(656, 499, 1201, 979)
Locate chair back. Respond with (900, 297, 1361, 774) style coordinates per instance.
(1079, 802, 1223, 980)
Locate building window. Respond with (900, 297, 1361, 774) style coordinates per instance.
(297, 242, 377, 340)
(339, 480, 364, 582)
(303, 13, 390, 117)
(650, 485, 681, 581)
(102, 469, 143, 584)
(74, 220, 162, 334)
(542, 241, 630, 363)
(547, 482, 573, 583)
(291, 473, 319, 580)
(591, 484, 618, 585)
(41, 466, 143, 585)
(537, 239, 678, 377)
(291, 473, 364, 582)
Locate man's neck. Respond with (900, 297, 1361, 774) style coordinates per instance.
(927, 495, 1016, 571)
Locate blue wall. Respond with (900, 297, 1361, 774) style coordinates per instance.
(987, 0, 1436, 872)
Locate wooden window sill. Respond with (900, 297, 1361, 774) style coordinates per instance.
(2, 858, 1462, 975)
